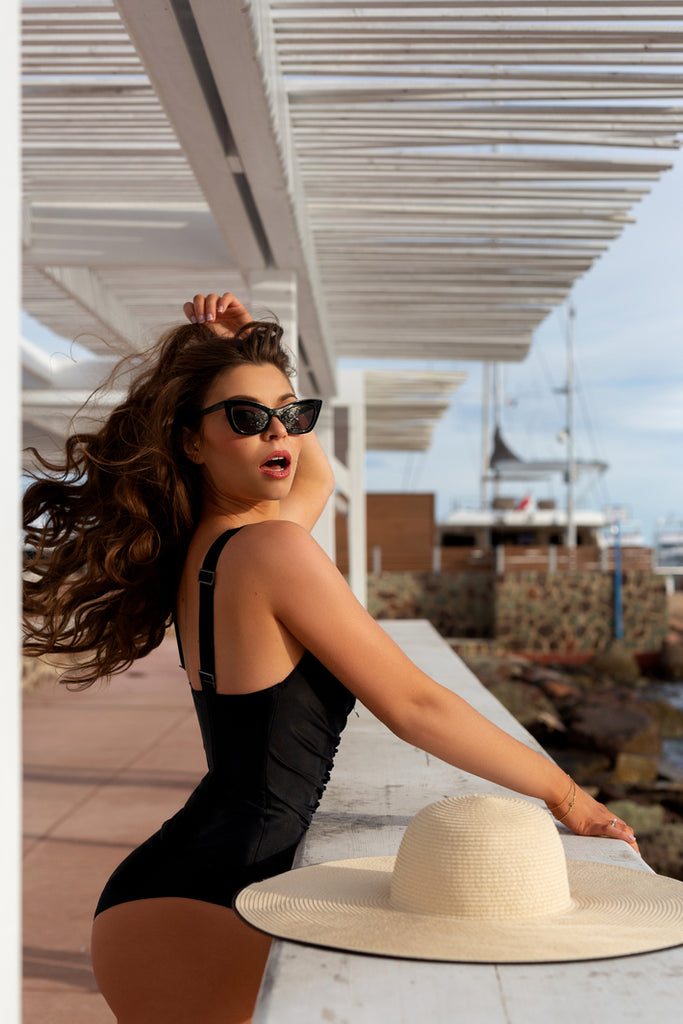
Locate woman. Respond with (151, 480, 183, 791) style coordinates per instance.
(23, 292, 638, 1024)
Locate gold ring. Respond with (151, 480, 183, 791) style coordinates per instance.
(608, 818, 617, 827)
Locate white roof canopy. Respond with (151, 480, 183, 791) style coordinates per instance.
(365, 370, 466, 450)
(21, 0, 683, 456)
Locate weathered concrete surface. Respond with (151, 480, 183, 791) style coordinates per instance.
(254, 621, 681, 1024)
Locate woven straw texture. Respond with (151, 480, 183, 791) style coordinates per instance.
(235, 795, 683, 963)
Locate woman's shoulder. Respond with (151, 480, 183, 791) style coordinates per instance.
(207, 518, 319, 564)
(213, 519, 333, 603)
(231, 519, 320, 561)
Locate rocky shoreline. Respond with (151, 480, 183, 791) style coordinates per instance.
(458, 636, 683, 880)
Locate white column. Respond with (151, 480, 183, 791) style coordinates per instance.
(248, 270, 298, 365)
(247, 272, 338, 562)
(337, 370, 367, 608)
(310, 403, 336, 560)
(1, 4, 21, 1020)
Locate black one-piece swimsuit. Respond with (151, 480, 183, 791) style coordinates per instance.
(95, 527, 355, 916)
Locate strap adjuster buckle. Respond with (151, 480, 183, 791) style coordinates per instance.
(198, 670, 216, 690)
(198, 568, 215, 586)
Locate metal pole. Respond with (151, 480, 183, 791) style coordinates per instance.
(480, 362, 491, 510)
(566, 304, 577, 548)
(492, 362, 502, 500)
(613, 522, 624, 640)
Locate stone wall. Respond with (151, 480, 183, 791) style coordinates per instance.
(368, 569, 668, 653)
(494, 570, 668, 653)
(367, 571, 494, 639)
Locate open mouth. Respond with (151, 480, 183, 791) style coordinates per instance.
(260, 451, 292, 475)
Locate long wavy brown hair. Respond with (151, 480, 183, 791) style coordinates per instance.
(23, 320, 294, 688)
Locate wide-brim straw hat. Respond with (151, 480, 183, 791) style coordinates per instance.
(235, 794, 683, 963)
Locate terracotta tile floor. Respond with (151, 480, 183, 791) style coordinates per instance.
(22, 637, 204, 1023)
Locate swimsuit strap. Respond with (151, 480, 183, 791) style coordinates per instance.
(196, 527, 244, 692)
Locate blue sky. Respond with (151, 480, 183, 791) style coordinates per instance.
(346, 148, 683, 545)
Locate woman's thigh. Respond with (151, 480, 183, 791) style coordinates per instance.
(91, 897, 272, 1024)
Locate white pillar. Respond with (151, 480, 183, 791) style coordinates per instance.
(337, 370, 367, 608)
(1, 4, 21, 1020)
(247, 272, 339, 562)
(248, 270, 298, 365)
(310, 403, 336, 560)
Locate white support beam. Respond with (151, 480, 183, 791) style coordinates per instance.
(191, 0, 336, 397)
(248, 270, 299, 367)
(114, 0, 336, 397)
(337, 369, 367, 609)
(21, 335, 57, 385)
(22, 388, 127, 408)
(331, 455, 351, 497)
(40, 265, 141, 351)
(114, 0, 270, 273)
(22, 335, 118, 389)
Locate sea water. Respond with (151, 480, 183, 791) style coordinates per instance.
(649, 681, 683, 774)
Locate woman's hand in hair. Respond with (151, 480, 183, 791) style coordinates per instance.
(183, 292, 252, 338)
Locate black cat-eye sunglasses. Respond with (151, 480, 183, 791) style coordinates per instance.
(198, 398, 322, 436)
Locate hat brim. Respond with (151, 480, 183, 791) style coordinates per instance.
(235, 855, 683, 963)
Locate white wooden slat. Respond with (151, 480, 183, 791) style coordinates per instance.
(270, 1, 683, 14)
(20, 0, 683, 388)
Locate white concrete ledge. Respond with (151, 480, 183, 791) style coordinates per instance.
(254, 620, 681, 1024)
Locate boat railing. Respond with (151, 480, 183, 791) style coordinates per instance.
(439, 545, 654, 575)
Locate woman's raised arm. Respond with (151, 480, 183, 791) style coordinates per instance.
(278, 432, 335, 531)
(183, 291, 334, 531)
(242, 519, 639, 851)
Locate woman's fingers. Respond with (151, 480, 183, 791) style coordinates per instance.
(216, 292, 251, 330)
(604, 816, 640, 853)
(183, 292, 251, 334)
(183, 294, 208, 324)
(557, 787, 640, 854)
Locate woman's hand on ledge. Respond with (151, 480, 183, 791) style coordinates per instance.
(547, 778, 639, 853)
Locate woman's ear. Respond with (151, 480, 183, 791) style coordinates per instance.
(182, 426, 203, 463)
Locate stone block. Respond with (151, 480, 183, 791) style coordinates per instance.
(610, 752, 659, 785)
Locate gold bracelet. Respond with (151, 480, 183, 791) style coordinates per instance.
(546, 776, 573, 813)
(555, 781, 577, 822)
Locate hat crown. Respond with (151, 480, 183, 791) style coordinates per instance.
(390, 794, 572, 920)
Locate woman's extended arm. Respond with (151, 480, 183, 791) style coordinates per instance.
(242, 520, 639, 850)
(183, 291, 335, 531)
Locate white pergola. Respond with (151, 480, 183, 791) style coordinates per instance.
(20, 0, 683, 587)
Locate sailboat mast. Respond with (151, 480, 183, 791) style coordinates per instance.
(492, 363, 504, 501)
(480, 362, 492, 510)
(566, 303, 577, 548)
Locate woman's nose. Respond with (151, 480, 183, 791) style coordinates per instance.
(264, 414, 288, 439)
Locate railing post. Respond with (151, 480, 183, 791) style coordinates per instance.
(372, 545, 382, 575)
(495, 545, 505, 576)
(612, 523, 624, 640)
(432, 545, 442, 573)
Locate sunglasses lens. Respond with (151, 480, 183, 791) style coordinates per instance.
(281, 401, 319, 434)
(229, 404, 268, 434)
(224, 400, 321, 434)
